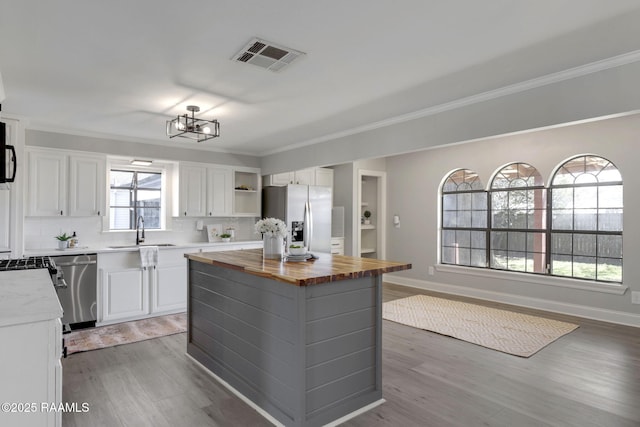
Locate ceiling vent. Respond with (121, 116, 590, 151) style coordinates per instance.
(233, 38, 305, 72)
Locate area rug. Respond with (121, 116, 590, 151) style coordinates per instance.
(65, 313, 187, 355)
(382, 295, 579, 357)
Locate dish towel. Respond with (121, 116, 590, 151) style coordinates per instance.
(139, 246, 159, 270)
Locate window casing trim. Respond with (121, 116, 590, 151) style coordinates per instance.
(104, 158, 175, 233)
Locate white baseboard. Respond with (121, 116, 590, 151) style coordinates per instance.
(186, 354, 285, 427)
(384, 275, 640, 328)
(186, 354, 384, 427)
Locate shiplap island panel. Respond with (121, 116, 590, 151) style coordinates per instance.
(185, 249, 411, 427)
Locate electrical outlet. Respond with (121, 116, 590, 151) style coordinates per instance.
(632, 291, 640, 305)
(428, 266, 435, 276)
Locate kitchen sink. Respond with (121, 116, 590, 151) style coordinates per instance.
(108, 243, 177, 249)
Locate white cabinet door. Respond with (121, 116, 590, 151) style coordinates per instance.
(207, 166, 232, 216)
(0, 190, 9, 251)
(294, 168, 315, 185)
(0, 318, 62, 427)
(69, 154, 106, 216)
(268, 172, 294, 186)
(151, 264, 187, 313)
(179, 164, 207, 217)
(315, 167, 334, 188)
(27, 149, 67, 216)
(101, 268, 149, 323)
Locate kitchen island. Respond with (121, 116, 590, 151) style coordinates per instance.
(185, 249, 411, 427)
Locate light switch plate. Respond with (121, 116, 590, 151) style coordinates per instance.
(632, 291, 640, 305)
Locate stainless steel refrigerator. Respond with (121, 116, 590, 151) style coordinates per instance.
(262, 184, 332, 253)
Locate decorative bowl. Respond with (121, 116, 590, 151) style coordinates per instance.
(289, 246, 306, 256)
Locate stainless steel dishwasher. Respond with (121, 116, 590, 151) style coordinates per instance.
(52, 253, 97, 330)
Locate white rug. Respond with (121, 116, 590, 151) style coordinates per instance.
(383, 295, 579, 357)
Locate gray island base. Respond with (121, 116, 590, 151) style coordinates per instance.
(185, 249, 411, 426)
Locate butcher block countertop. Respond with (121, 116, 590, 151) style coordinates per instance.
(185, 248, 411, 286)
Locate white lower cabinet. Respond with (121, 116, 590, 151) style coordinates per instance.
(152, 264, 187, 313)
(0, 318, 62, 427)
(97, 249, 187, 326)
(102, 268, 149, 323)
(97, 244, 260, 326)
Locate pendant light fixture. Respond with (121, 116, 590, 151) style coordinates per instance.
(166, 105, 220, 142)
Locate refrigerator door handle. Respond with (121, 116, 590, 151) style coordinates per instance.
(304, 201, 311, 250)
(4, 145, 16, 183)
(308, 201, 314, 251)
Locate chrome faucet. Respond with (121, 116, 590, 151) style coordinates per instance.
(136, 215, 145, 245)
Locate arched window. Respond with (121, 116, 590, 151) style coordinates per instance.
(441, 169, 487, 267)
(490, 163, 546, 273)
(550, 155, 622, 282)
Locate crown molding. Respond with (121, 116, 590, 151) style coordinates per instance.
(261, 49, 640, 156)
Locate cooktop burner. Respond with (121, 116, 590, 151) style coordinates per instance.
(0, 256, 57, 276)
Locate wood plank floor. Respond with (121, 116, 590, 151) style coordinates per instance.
(62, 283, 640, 426)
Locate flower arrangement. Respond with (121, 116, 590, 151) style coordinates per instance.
(254, 217, 288, 238)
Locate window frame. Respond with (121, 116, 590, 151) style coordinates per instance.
(489, 162, 547, 275)
(440, 169, 488, 268)
(548, 155, 623, 283)
(109, 169, 163, 231)
(105, 159, 172, 233)
(439, 155, 623, 287)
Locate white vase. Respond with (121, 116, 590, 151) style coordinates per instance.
(263, 235, 284, 260)
(58, 240, 68, 250)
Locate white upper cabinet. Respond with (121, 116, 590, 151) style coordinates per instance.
(178, 163, 207, 217)
(315, 167, 334, 188)
(207, 166, 232, 216)
(27, 149, 67, 216)
(264, 167, 333, 187)
(293, 168, 314, 185)
(28, 148, 106, 217)
(268, 171, 294, 186)
(178, 163, 243, 217)
(69, 154, 106, 216)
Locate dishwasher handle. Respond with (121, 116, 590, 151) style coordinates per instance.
(55, 260, 97, 267)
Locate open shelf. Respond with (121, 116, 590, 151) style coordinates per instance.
(361, 224, 375, 230)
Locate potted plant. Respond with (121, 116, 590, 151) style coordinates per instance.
(55, 232, 72, 250)
(363, 210, 372, 225)
(220, 233, 232, 242)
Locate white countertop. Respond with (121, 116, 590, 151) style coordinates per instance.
(0, 269, 63, 327)
(23, 240, 263, 257)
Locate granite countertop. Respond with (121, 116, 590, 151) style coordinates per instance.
(186, 248, 412, 286)
(0, 269, 63, 327)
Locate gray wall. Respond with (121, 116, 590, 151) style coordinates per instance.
(26, 129, 260, 167)
(260, 59, 640, 175)
(385, 113, 640, 323)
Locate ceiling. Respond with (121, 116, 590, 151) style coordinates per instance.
(1, 1, 640, 156)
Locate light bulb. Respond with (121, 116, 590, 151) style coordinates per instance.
(175, 121, 185, 131)
(201, 125, 211, 134)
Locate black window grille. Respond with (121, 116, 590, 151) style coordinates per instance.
(489, 163, 547, 274)
(439, 155, 623, 284)
(109, 169, 162, 230)
(549, 155, 622, 282)
(441, 169, 487, 267)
